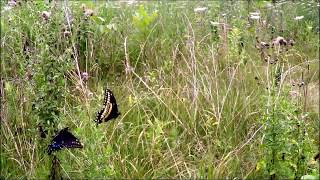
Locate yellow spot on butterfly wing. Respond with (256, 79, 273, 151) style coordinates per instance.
(101, 102, 113, 121)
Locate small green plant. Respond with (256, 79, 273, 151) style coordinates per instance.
(257, 89, 314, 179)
(130, 5, 158, 71)
(32, 45, 70, 129)
(132, 5, 158, 37)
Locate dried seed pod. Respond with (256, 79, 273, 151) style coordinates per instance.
(84, 9, 94, 17)
(81, 72, 89, 82)
(288, 39, 295, 46)
(8, 0, 17, 7)
(255, 37, 270, 50)
(259, 42, 270, 49)
(41, 11, 51, 21)
(272, 36, 287, 47)
(63, 31, 71, 38)
(298, 81, 305, 87)
(81, 4, 94, 17)
(81, 3, 86, 12)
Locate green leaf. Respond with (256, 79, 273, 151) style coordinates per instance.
(4, 82, 12, 93)
(256, 160, 266, 171)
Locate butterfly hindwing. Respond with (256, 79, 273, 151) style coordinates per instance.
(48, 127, 83, 155)
(95, 89, 120, 125)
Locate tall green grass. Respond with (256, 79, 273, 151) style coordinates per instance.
(1, 1, 318, 179)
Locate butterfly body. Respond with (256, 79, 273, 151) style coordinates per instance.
(95, 89, 120, 125)
(48, 127, 83, 155)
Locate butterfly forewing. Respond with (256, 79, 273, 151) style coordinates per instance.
(103, 89, 111, 105)
(57, 130, 82, 148)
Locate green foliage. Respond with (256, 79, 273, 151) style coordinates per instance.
(31, 48, 70, 127)
(258, 88, 314, 179)
(0, 1, 318, 179)
(132, 5, 158, 36)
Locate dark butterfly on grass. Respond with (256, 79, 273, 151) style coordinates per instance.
(48, 127, 83, 155)
(95, 89, 120, 125)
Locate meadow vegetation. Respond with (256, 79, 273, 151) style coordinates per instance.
(0, 0, 319, 179)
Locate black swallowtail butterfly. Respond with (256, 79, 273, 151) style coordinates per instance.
(48, 127, 83, 155)
(95, 89, 120, 125)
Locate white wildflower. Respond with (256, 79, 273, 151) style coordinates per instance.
(294, 16, 304, 21)
(250, 15, 260, 20)
(125, 0, 136, 5)
(3, 6, 13, 12)
(210, 21, 220, 26)
(249, 12, 260, 20)
(249, 12, 260, 16)
(107, 23, 117, 31)
(194, 7, 208, 13)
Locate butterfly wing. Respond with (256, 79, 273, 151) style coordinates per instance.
(48, 128, 83, 155)
(95, 89, 120, 125)
(59, 129, 83, 149)
(95, 107, 105, 124)
(107, 90, 120, 120)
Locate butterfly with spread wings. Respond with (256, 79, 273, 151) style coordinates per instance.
(95, 89, 120, 125)
(48, 127, 83, 155)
